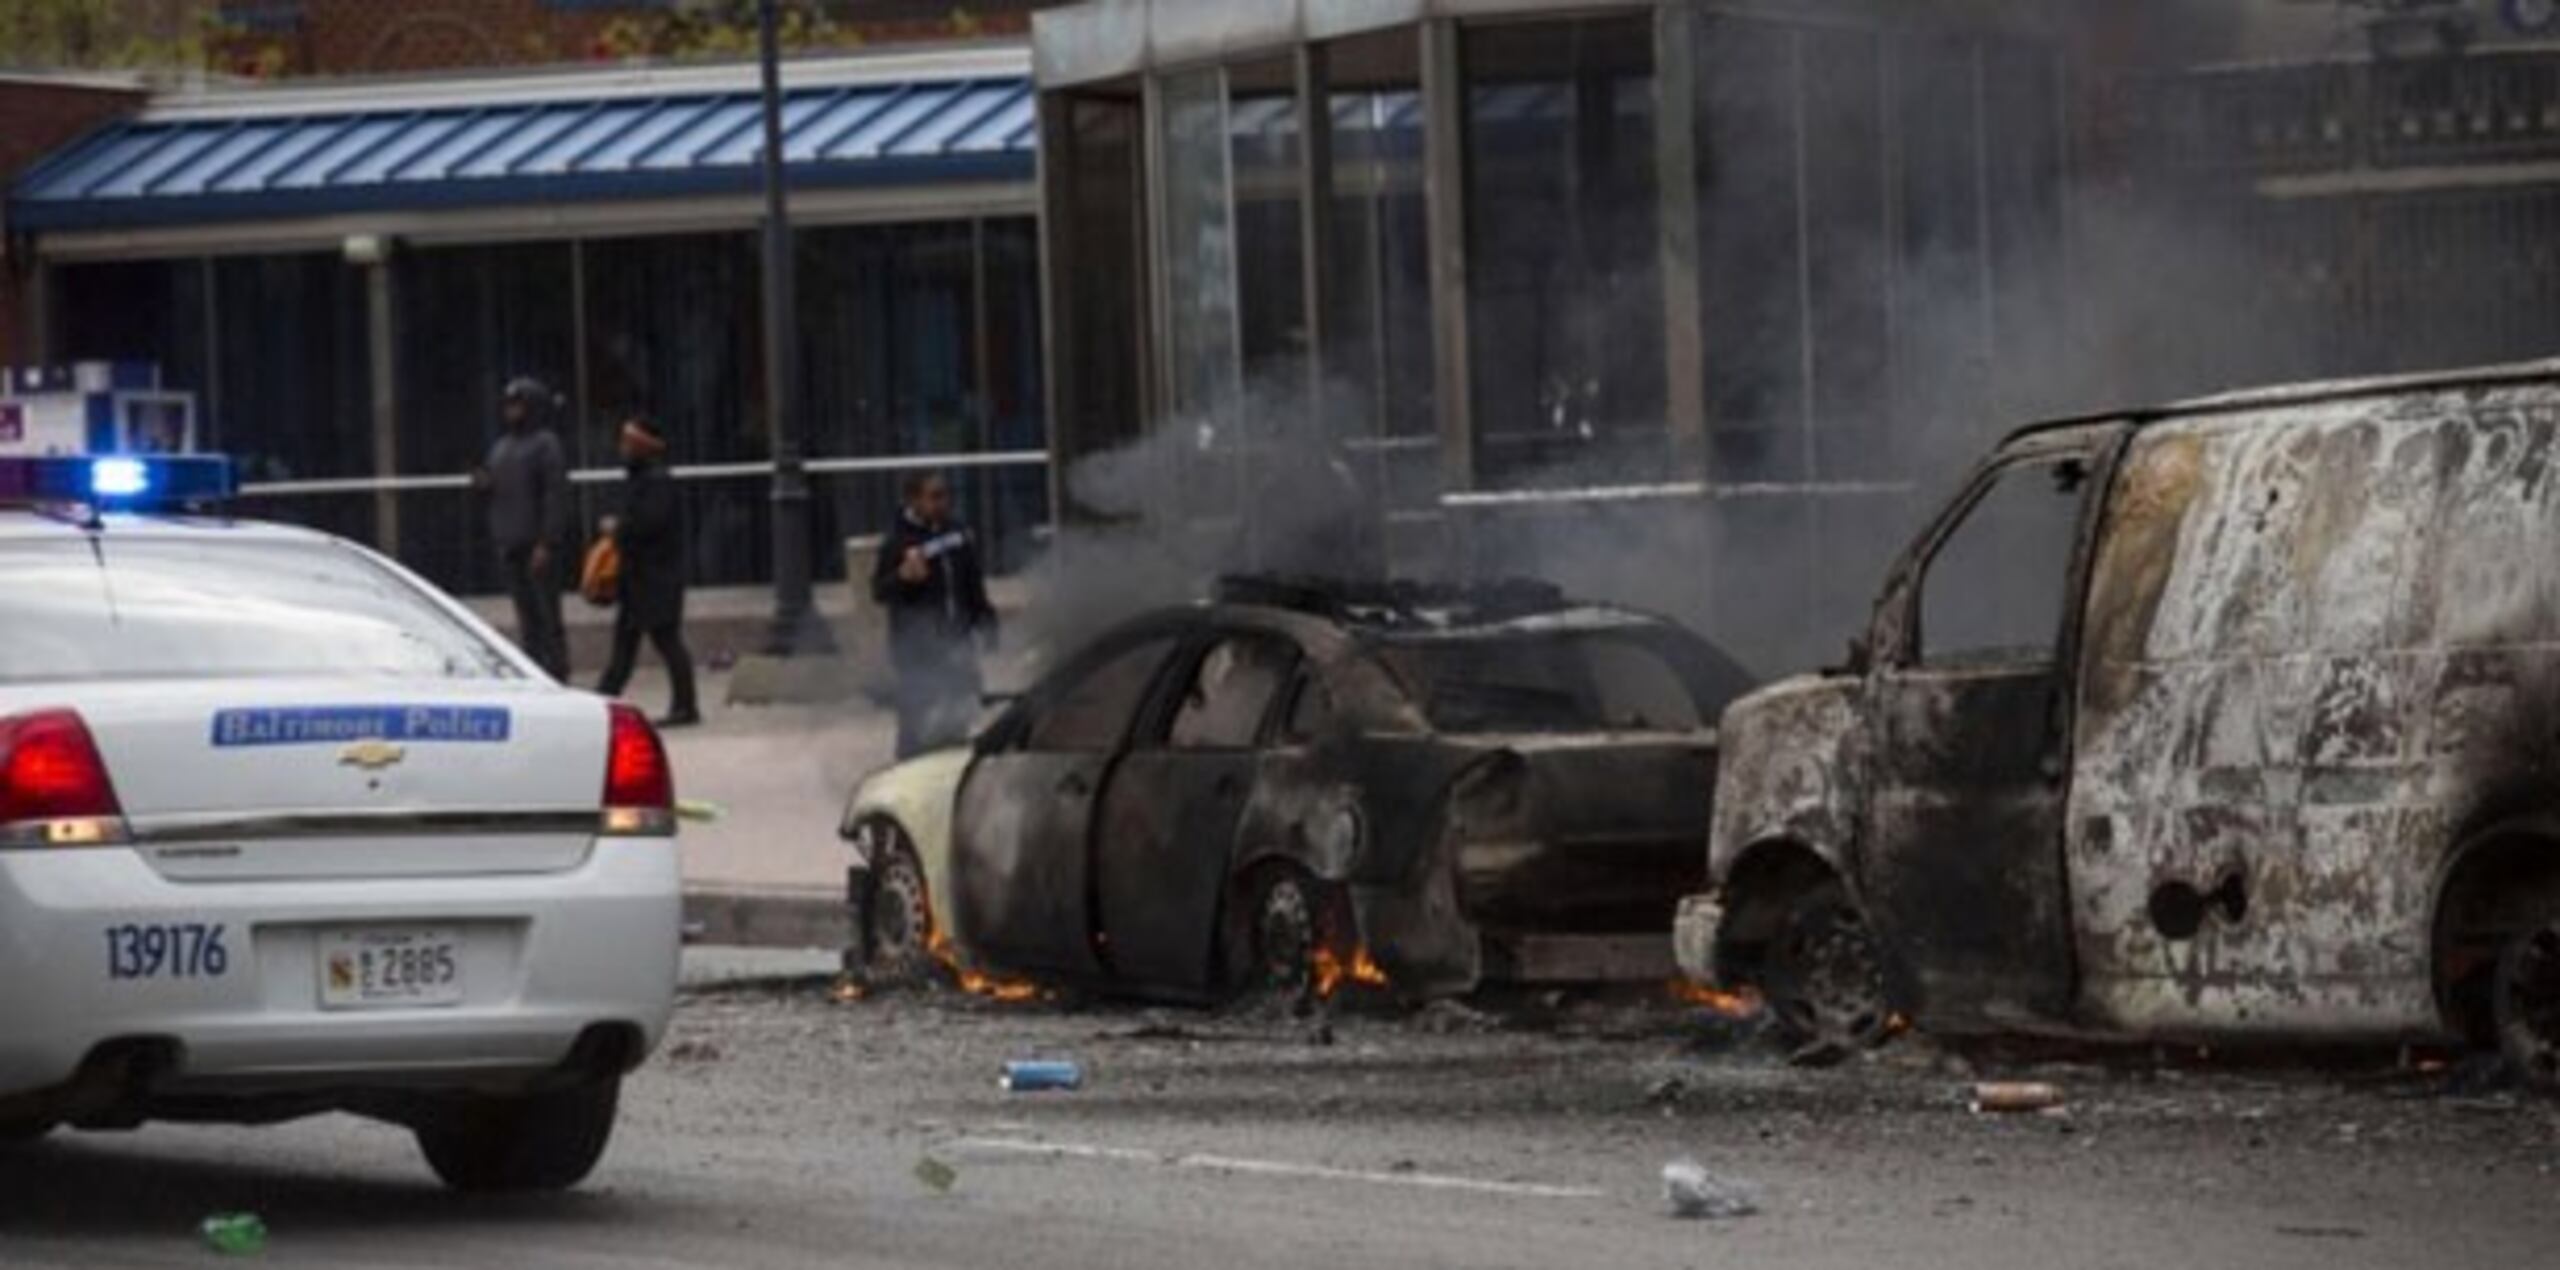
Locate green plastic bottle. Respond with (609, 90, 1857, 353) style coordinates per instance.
(200, 1212, 267, 1256)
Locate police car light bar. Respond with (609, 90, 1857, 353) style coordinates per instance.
(0, 454, 236, 509)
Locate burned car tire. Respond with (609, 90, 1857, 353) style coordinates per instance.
(859, 825, 942, 986)
(1761, 882, 1896, 1057)
(1236, 867, 1348, 1010)
(2493, 920, 2560, 1094)
(415, 1076, 620, 1193)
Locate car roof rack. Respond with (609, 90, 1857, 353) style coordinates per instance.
(1214, 573, 1573, 631)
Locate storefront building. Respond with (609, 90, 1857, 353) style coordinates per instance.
(1032, 0, 2069, 671)
(8, 46, 1047, 595)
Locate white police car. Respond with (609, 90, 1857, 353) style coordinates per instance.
(0, 455, 679, 1191)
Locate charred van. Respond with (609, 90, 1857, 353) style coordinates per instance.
(1677, 360, 2560, 1088)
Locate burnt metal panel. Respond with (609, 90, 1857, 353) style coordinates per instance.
(2071, 381, 2560, 1040)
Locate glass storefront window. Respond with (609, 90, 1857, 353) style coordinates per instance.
(1049, 91, 1148, 507)
(1324, 29, 1437, 572)
(1158, 67, 1243, 426)
(210, 253, 376, 486)
(1230, 56, 1308, 390)
(1462, 16, 1664, 490)
(55, 259, 210, 405)
(395, 242, 580, 591)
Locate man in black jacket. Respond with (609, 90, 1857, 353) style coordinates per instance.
(873, 472, 997, 757)
(475, 376, 573, 678)
(596, 416, 701, 727)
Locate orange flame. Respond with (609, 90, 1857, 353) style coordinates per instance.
(1668, 979, 1765, 1018)
(927, 929, 1046, 1003)
(1312, 944, 1391, 999)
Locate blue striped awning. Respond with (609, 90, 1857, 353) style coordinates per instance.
(9, 73, 1037, 234)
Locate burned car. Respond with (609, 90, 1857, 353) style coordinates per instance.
(1678, 360, 2560, 1088)
(842, 577, 1753, 1002)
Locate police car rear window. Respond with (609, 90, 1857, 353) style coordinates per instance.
(0, 537, 520, 684)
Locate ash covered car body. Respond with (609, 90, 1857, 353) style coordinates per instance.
(1680, 359, 2560, 1084)
(842, 577, 1753, 1000)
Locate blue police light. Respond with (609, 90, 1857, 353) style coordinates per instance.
(90, 457, 151, 499)
(0, 454, 236, 509)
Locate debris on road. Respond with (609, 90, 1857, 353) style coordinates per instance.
(1969, 1082, 2067, 1114)
(675, 798, 726, 824)
(200, 1212, 267, 1256)
(914, 1156, 959, 1194)
(1413, 999, 1500, 1036)
(1661, 1158, 1759, 1220)
(666, 1039, 724, 1064)
(1000, 1060, 1084, 1092)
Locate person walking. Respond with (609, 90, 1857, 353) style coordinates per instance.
(595, 416, 701, 727)
(476, 376, 573, 678)
(873, 472, 998, 757)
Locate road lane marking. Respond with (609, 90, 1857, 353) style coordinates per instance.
(946, 1136, 1606, 1200)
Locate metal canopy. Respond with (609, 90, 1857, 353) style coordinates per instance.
(10, 71, 1038, 234)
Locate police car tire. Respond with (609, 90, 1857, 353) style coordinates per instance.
(416, 1076, 621, 1193)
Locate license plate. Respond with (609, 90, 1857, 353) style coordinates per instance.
(319, 927, 464, 1010)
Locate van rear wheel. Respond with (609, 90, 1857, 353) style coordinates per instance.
(1761, 882, 1894, 1057)
(2493, 920, 2560, 1095)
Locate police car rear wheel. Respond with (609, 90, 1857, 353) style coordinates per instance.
(415, 1076, 621, 1193)
(2493, 920, 2560, 1095)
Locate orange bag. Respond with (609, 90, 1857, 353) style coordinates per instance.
(579, 533, 621, 608)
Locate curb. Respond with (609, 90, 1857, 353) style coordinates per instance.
(685, 886, 852, 952)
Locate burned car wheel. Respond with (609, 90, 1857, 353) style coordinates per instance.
(859, 823, 941, 986)
(1761, 883, 1894, 1056)
(2493, 920, 2560, 1094)
(1254, 871, 1322, 998)
(1238, 867, 1350, 1009)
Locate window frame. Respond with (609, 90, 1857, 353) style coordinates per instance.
(1871, 424, 2127, 675)
(1154, 628, 1306, 754)
(1007, 627, 1189, 755)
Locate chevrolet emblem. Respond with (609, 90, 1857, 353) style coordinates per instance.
(337, 740, 408, 771)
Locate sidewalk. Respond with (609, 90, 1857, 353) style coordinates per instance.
(617, 664, 896, 952)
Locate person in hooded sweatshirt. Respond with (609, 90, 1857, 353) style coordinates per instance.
(595, 416, 701, 728)
(474, 376, 574, 678)
(872, 472, 997, 757)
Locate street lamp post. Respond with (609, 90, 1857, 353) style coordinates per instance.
(757, 0, 834, 657)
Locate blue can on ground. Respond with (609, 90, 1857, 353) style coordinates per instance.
(1000, 1060, 1084, 1092)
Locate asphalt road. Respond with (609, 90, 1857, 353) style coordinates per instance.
(5, 966, 2556, 1269)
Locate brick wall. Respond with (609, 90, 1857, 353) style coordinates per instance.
(0, 80, 148, 366)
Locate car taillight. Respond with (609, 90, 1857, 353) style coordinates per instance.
(601, 704, 675, 836)
(0, 709, 129, 848)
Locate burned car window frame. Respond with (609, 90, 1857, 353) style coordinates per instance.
(1162, 630, 1305, 753)
(1869, 425, 2128, 676)
(998, 627, 1190, 755)
(1908, 455, 2097, 671)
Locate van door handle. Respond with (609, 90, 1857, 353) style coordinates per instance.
(1214, 773, 1243, 800)
(1060, 772, 1092, 798)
